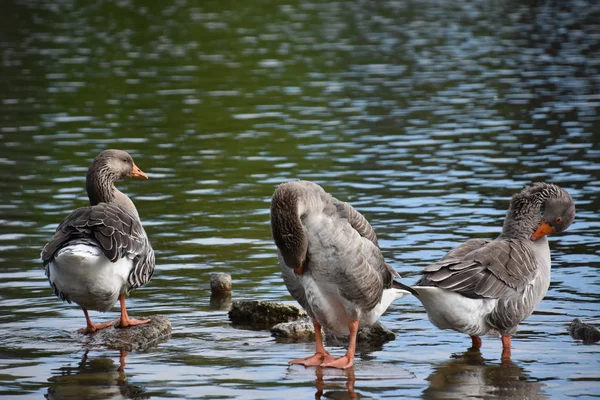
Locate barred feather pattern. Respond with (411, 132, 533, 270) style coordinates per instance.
(415, 182, 574, 335)
(42, 202, 155, 295)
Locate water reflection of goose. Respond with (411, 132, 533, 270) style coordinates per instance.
(423, 350, 546, 399)
(41, 150, 155, 333)
(271, 181, 410, 369)
(45, 350, 145, 400)
(400, 183, 575, 361)
(314, 367, 357, 400)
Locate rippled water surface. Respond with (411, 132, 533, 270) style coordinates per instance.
(1, 0, 599, 398)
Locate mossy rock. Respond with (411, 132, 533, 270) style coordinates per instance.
(228, 300, 307, 326)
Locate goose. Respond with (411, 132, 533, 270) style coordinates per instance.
(401, 182, 575, 360)
(270, 180, 410, 369)
(41, 149, 155, 333)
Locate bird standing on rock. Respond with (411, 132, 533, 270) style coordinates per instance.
(270, 180, 410, 369)
(42, 149, 155, 333)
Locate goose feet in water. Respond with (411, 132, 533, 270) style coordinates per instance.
(289, 321, 335, 366)
(116, 295, 150, 328)
(319, 320, 358, 370)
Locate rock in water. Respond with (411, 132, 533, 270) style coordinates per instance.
(210, 273, 232, 296)
(271, 317, 315, 340)
(82, 315, 172, 351)
(271, 318, 396, 348)
(228, 300, 306, 326)
(569, 318, 600, 344)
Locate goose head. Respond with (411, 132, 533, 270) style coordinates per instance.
(531, 186, 575, 240)
(89, 149, 147, 182)
(86, 149, 148, 207)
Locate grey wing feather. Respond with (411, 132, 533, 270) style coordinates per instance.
(417, 239, 538, 300)
(334, 200, 379, 246)
(335, 244, 387, 310)
(41, 203, 155, 293)
(333, 199, 399, 302)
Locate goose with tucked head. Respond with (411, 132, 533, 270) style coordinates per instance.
(270, 180, 410, 369)
(41, 149, 155, 333)
(403, 182, 575, 361)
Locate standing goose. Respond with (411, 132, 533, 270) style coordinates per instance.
(407, 182, 575, 360)
(270, 180, 409, 369)
(41, 149, 155, 333)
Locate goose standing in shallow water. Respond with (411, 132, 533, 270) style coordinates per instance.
(405, 182, 575, 360)
(270, 180, 410, 369)
(41, 149, 155, 333)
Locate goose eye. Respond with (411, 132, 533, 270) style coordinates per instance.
(556, 216, 562, 223)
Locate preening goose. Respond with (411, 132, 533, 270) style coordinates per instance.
(41, 149, 155, 333)
(406, 182, 575, 360)
(270, 180, 409, 369)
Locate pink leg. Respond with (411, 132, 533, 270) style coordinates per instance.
(501, 335, 511, 362)
(470, 335, 482, 350)
(289, 320, 333, 366)
(117, 295, 150, 328)
(80, 308, 113, 334)
(320, 320, 359, 369)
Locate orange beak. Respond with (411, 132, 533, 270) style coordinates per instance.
(531, 220, 556, 240)
(130, 163, 148, 179)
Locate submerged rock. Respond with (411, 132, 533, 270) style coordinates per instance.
(228, 300, 306, 326)
(210, 293, 232, 311)
(568, 318, 600, 344)
(82, 315, 172, 352)
(271, 317, 396, 347)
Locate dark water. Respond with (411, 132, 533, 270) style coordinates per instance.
(1, 0, 599, 398)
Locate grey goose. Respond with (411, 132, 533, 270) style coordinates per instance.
(41, 149, 155, 333)
(270, 180, 410, 369)
(405, 182, 575, 361)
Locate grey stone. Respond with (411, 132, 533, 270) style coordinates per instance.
(271, 317, 396, 348)
(210, 273, 232, 296)
(271, 317, 315, 340)
(81, 315, 172, 352)
(228, 300, 307, 326)
(569, 318, 600, 344)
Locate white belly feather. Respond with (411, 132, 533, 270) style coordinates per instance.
(413, 286, 497, 336)
(300, 274, 409, 336)
(48, 242, 132, 312)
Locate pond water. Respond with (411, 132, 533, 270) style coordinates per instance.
(0, 0, 599, 398)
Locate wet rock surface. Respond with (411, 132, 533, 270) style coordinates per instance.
(271, 317, 315, 340)
(569, 318, 600, 344)
(81, 315, 172, 351)
(272, 317, 396, 348)
(228, 300, 307, 326)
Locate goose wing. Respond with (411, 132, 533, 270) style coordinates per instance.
(41, 202, 155, 293)
(416, 238, 538, 299)
(314, 199, 392, 310)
